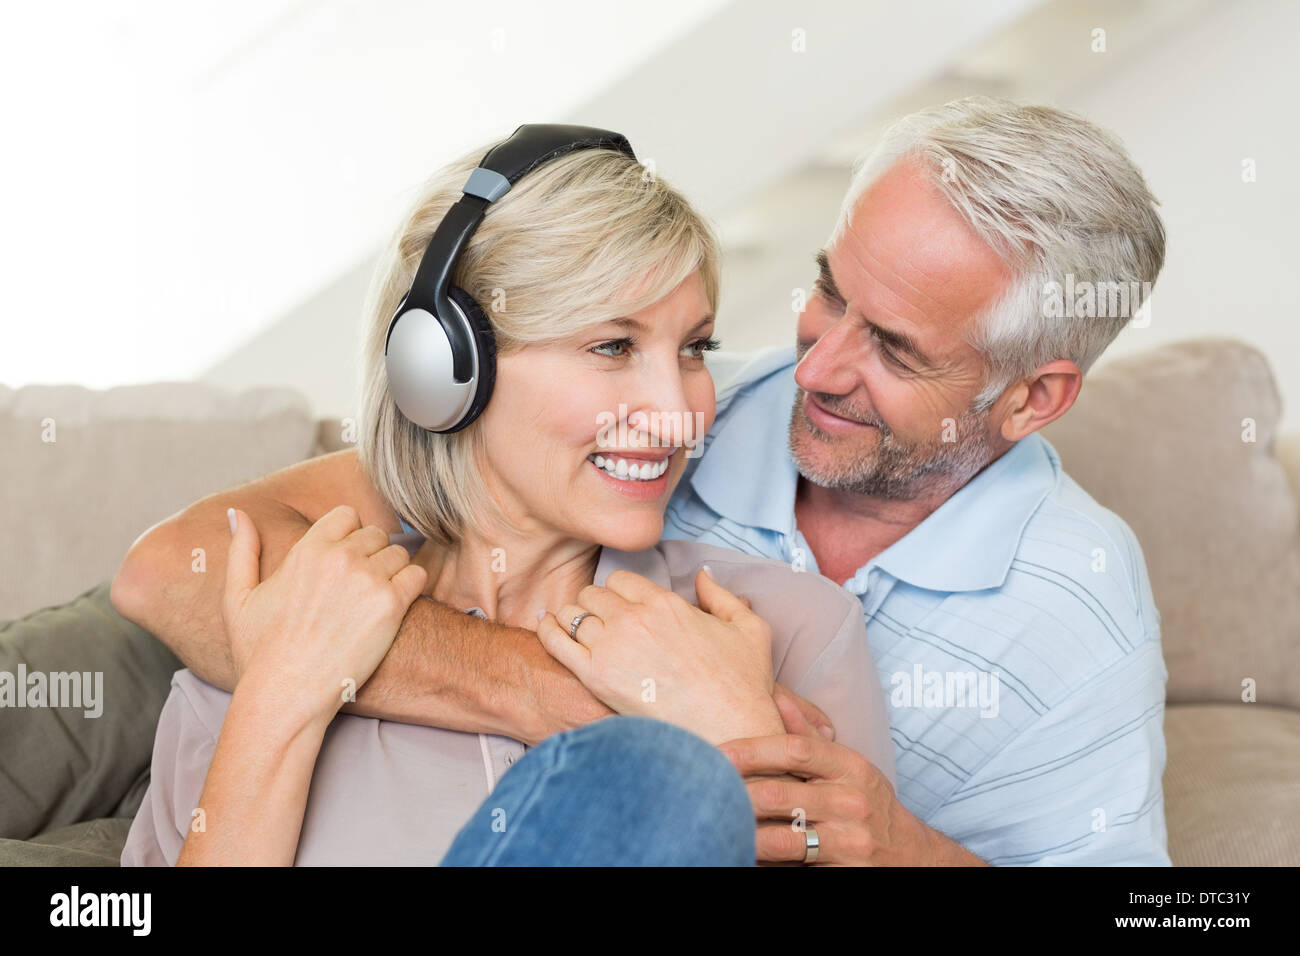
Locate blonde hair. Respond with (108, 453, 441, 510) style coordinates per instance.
(833, 96, 1166, 409)
(358, 139, 720, 547)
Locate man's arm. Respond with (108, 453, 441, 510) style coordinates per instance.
(109, 449, 611, 746)
(914, 816, 988, 866)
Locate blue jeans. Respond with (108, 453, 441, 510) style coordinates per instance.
(439, 716, 756, 866)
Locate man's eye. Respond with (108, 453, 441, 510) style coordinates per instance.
(591, 338, 634, 357)
(872, 331, 910, 371)
(814, 281, 845, 309)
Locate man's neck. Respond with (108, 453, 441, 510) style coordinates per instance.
(792, 436, 1016, 587)
(794, 477, 952, 586)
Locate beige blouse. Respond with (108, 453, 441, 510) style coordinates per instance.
(121, 538, 894, 866)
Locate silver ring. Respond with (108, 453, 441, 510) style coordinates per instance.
(568, 611, 594, 640)
(803, 826, 820, 863)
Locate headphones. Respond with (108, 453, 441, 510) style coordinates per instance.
(383, 123, 637, 433)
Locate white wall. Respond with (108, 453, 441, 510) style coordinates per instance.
(1063, 0, 1300, 434)
(0, 0, 733, 391)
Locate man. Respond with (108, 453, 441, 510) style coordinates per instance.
(113, 96, 1169, 865)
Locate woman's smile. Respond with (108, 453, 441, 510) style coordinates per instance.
(586, 448, 678, 500)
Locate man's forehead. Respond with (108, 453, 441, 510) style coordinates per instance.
(828, 159, 1013, 338)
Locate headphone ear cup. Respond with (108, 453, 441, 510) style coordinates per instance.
(444, 285, 497, 431)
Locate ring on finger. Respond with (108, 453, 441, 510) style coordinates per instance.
(803, 826, 820, 864)
(568, 611, 596, 639)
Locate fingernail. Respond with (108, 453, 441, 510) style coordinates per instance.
(536, 609, 546, 622)
(818, 724, 835, 741)
(227, 507, 237, 536)
(700, 564, 712, 577)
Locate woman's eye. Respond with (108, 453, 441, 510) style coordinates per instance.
(590, 336, 719, 360)
(591, 338, 633, 358)
(683, 336, 720, 359)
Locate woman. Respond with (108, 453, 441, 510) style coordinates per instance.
(121, 133, 894, 866)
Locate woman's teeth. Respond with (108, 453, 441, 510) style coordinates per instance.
(588, 454, 670, 481)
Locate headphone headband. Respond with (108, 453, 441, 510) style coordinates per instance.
(393, 125, 636, 382)
(477, 124, 634, 188)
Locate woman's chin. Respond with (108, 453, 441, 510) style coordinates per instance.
(591, 518, 664, 554)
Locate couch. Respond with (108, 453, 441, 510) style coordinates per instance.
(1, 337, 1297, 865)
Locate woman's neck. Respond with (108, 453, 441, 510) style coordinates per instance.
(420, 527, 602, 632)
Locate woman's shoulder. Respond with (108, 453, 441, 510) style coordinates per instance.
(163, 668, 233, 741)
(647, 540, 865, 674)
(653, 539, 859, 618)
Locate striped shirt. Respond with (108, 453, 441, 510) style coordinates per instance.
(664, 346, 1171, 866)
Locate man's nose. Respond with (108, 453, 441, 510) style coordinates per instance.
(795, 315, 862, 396)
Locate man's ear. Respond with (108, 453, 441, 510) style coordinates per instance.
(997, 360, 1083, 443)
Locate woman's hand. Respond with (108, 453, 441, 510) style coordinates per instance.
(222, 505, 428, 728)
(176, 505, 426, 866)
(537, 566, 785, 745)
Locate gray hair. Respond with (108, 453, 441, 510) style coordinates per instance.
(831, 96, 1166, 409)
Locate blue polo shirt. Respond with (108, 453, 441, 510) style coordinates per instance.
(663, 346, 1170, 866)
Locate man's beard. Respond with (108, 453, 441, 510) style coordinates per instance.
(787, 389, 996, 501)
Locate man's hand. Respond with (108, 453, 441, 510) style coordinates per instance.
(772, 683, 835, 741)
(717, 733, 987, 866)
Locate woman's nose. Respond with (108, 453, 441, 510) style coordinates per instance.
(626, 363, 699, 447)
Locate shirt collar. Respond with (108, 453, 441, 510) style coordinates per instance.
(870, 432, 1059, 592)
(687, 348, 803, 539)
(685, 352, 1060, 593)
(593, 543, 673, 590)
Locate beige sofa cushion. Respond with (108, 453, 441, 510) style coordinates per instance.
(0, 382, 317, 620)
(1042, 339, 1300, 709)
(1163, 703, 1300, 865)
